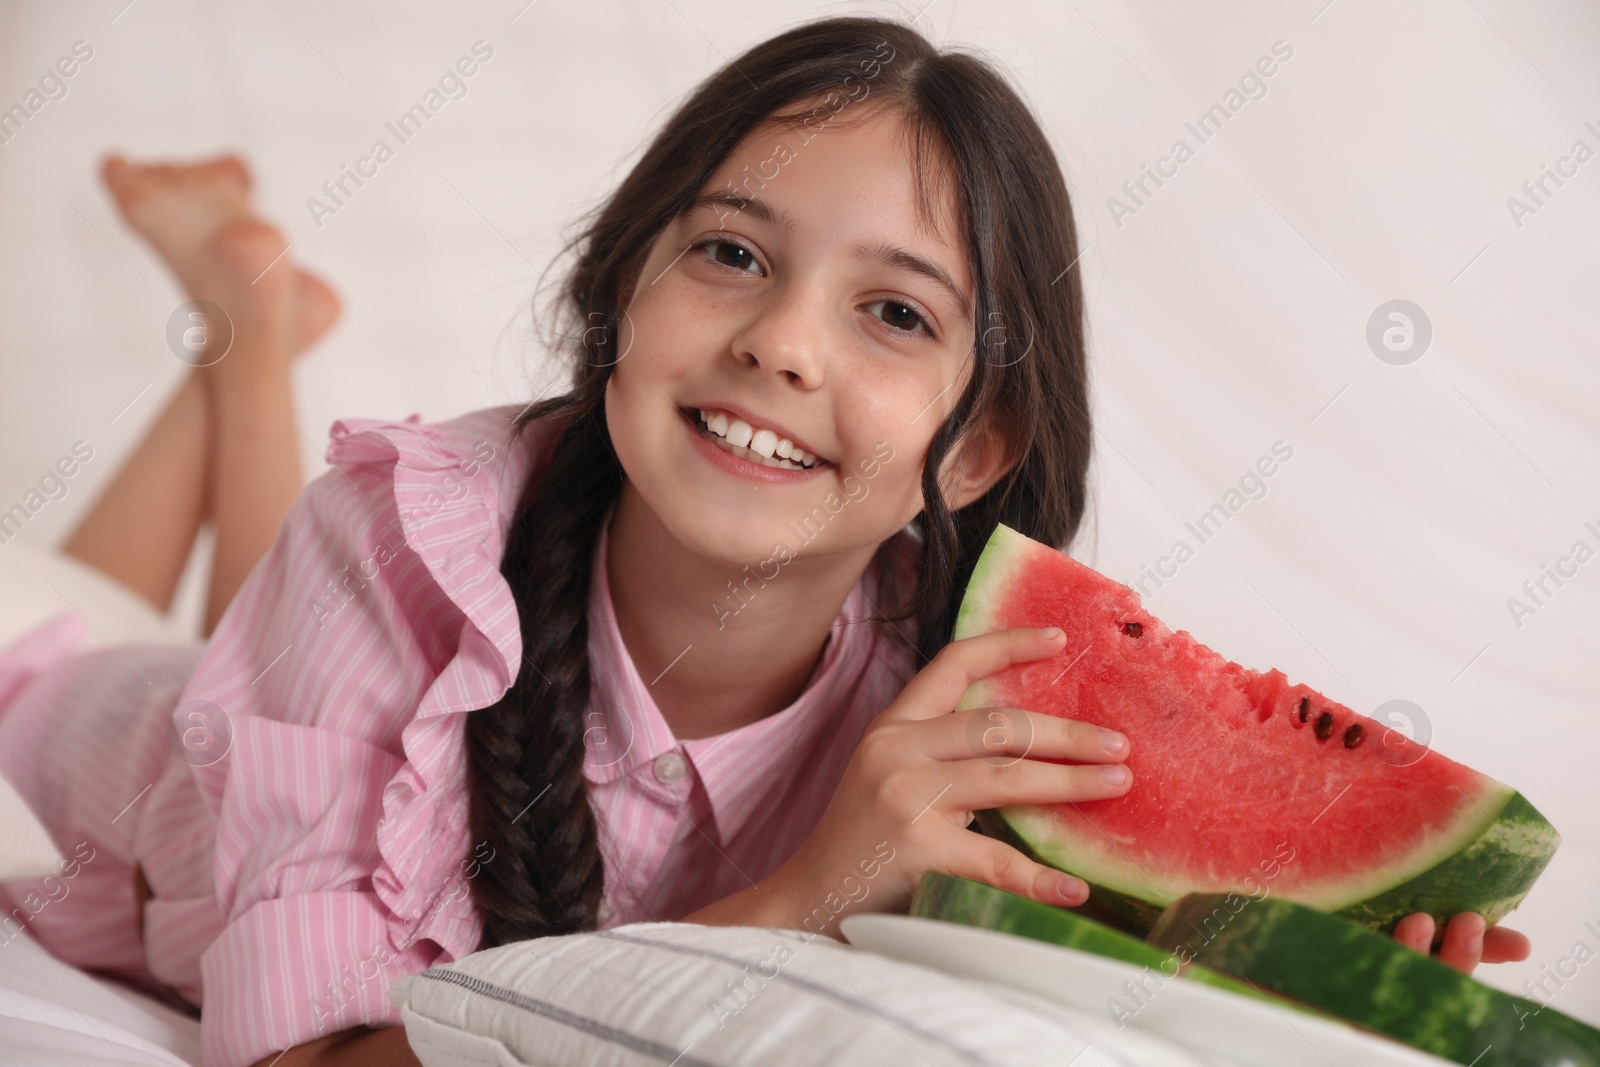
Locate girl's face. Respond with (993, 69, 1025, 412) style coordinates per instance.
(605, 100, 1012, 572)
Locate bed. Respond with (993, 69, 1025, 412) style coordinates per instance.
(1, 0, 1596, 1058)
(0, 925, 202, 1067)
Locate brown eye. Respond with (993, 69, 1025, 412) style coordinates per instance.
(691, 237, 761, 275)
(867, 299, 930, 337)
(709, 241, 754, 270)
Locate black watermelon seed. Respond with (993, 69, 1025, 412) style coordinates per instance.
(1343, 724, 1364, 749)
(1121, 621, 1143, 638)
(1314, 711, 1335, 740)
(1297, 696, 1310, 723)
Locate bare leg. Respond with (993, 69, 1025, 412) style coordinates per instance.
(195, 221, 312, 634)
(63, 154, 340, 633)
(63, 375, 208, 613)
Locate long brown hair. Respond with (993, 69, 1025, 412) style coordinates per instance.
(464, 14, 1091, 949)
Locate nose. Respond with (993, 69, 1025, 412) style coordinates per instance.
(729, 279, 826, 388)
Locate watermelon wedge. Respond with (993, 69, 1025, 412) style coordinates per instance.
(912, 870, 1178, 971)
(953, 523, 1559, 935)
(909, 871, 1321, 1013)
(1147, 894, 1600, 1066)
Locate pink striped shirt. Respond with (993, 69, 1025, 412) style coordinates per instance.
(0, 405, 918, 1067)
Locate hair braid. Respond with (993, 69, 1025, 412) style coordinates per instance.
(464, 388, 620, 946)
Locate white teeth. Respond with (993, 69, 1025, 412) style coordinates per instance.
(694, 408, 818, 469)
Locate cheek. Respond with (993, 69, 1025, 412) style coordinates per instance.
(604, 306, 677, 451)
(615, 284, 718, 387)
(835, 370, 951, 523)
(834, 429, 923, 531)
(878, 452, 928, 525)
(603, 369, 663, 503)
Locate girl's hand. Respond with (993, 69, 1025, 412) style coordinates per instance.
(1392, 912, 1532, 974)
(773, 626, 1131, 936)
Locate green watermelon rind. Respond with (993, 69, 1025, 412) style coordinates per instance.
(911, 870, 1175, 970)
(1148, 893, 1600, 1067)
(951, 522, 1561, 935)
(909, 872, 1333, 1023)
(951, 522, 1032, 645)
(1332, 791, 1559, 934)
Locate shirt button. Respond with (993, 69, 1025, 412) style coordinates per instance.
(653, 749, 688, 784)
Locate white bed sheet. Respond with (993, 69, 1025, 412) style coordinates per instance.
(0, 927, 200, 1067)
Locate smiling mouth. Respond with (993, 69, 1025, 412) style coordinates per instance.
(689, 408, 824, 471)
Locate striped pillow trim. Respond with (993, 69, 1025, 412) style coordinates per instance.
(414, 966, 720, 1067)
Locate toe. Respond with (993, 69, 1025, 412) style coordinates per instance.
(101, 155, 148, 202)
(214, 155, 253, 191)
(101, 154, 129, 185)
(293, 269, 343, 349)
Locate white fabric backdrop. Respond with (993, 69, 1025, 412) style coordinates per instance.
(1, 0, 1595, 1021)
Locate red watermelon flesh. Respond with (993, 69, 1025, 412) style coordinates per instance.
(953, 523, 1558, 934)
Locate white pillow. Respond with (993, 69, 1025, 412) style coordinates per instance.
(389, 921, 1212, 1067)
(0, 542, 186, 879)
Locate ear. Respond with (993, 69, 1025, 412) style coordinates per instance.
(939, 420, 1019, 511)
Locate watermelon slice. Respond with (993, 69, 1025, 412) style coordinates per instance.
(912, 870, 1177, 971)
(953, 523, 1559, 935)
(1148, 894, 1600, 1066)
(909, 871, 1319, 1012)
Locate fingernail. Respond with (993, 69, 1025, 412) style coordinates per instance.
(1055, 872, 1085, 903)
(1101, 730, 1127, 754)
(1101, 765, 1129, 786)
(1038, 626, 1062, 640)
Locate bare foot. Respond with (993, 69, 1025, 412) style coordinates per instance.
(102, 153, 340, 353)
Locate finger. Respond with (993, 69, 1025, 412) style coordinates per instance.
(887, 627, 1067, 723)
(944, 755, 1133, 811)
(1482, 926, 1532, 964)
(1392, 912, 1435, 955)
(931, 706, 1129, 765)
(1436, 913, 1487, 975)
(944, 834, 1090, 908)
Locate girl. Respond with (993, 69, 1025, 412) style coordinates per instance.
(0, 16, 1527, 1067)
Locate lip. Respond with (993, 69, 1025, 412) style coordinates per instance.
(679, 411, 831, 483)
(679, 401, 831, 465)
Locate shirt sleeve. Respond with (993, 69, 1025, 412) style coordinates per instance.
(178, 411, 528, 1067)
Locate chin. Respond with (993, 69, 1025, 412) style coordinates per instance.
(656, 502, 796, 569)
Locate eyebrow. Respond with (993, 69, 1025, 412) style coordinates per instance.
(683, 192, 973, 325)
